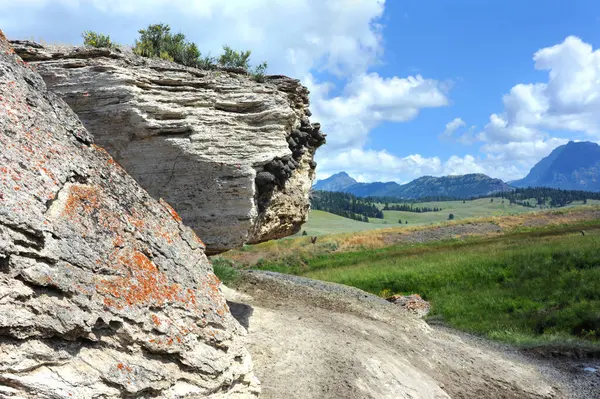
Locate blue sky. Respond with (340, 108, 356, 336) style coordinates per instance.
(2, 0, 600, 183)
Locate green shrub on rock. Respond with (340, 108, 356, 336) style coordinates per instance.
(87, 23, 269, 78)
(219, 45, 269, 82)
(251, 61, 269, 82)
(133, 23, 202, 68)
(218, 45, 251, 69)
(82, 31, 116, 49)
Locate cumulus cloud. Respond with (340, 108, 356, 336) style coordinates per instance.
(317, 149, 443, 183)
(462, 36, 600, 181)
(2, 0, 456, 184)
(443, 118, 466, 136)
(481, 138, 569, 164)
(478, 113, 542, 143)
(315, 148, 511, 184)
(309, 73, 450, 152)
(480, 36, 600, 143)
(1, 0, 386, 78)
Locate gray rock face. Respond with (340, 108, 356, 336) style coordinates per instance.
(10, 41, 326, 253)
(0, 32, 259, 398)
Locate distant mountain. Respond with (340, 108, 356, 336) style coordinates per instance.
(342, 181, 403, 197)
(313, 171, 358, 191)
(314, 173, 512, 199)
(385, 174, 513, 199)
(512, 141, 600, 191)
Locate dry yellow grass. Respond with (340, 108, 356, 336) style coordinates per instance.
(219, 205, 600, 267)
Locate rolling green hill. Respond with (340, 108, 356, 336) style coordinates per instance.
(300, 198, 600, 236)
(297, 210, 393, 236)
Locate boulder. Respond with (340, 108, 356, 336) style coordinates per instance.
(387, 294, 431, 318)
(10, 41, 326, 253)
(0, 32, 259, 397)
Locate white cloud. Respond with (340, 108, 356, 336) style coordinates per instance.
(461, 36, 600, 181)
(481, 138, 568, 164)
(443, 118, 466, 136)
(1, 0, 386, 79)
(444, 154, 485, 175)
(316, 149, 508, 183)
(482, 36, 600, 141)
(310, 73, 450, 152)
(317, 149, 443, 183)
(478, 113, 542, 143)
(3, 0, 452, 181)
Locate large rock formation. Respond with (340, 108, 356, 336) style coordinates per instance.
(10, 41, 326, 253)
(0, 32, 258, 397)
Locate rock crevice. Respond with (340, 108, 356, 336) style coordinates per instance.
(11, 41, 326, 253)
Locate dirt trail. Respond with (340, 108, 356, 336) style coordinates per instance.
(223, 271, 598, 399)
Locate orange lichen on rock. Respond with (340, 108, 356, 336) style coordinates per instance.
(96, 250, 197, 308)
(112, 235, 125, 247)
(157, 230, 173, 244)
(160, 199, 182, 223)
(91, 144, 110, 157)
(126, 213, 145, 231)
(116, 363, 132, 373)
(151, 314, 161, 326)
(63, 185, 100, 219)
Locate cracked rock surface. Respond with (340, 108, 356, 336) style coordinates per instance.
(0, 32, 259, 398)
(10, 41, 326, 253)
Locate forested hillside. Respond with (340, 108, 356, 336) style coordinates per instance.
(311, 191, 383, 222)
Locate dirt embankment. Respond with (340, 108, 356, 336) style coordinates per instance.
(223, 271, 599, 399)
(383, 222, 501, 245)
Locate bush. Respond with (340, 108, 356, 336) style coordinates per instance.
(131, 24, 267, 76)
(448, 213, 455, 220)
(133, 23, 204, 68)
(218, 45, 251, 69)
(82, 31, 116, 49)
(251, 61, 268, 82)
(219, 45, 269, 81)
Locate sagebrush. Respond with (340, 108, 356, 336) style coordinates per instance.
(82, 31, 116, 49)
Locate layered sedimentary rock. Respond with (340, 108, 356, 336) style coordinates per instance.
(11, 41, 326, 253)
(0, 32, 258, 397)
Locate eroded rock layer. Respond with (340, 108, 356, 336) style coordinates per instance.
(0, 33, 258, 398)
(11, 41, 326, 253)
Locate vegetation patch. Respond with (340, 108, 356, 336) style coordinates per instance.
(211, 257, 241, 286)
(82, 24, 268, 81)
(226, 218, 600, 349)
(82, 31, 117, 49)
(311, 191, 384, 222)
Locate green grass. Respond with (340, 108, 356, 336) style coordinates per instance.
(301, 199, 600, 236)
(253, 223, 600, 349)
(211, 257, 241, 286)
(374, 197, 536, 226)
(301, 198, 600, 236)
(297, 210, 396, 236)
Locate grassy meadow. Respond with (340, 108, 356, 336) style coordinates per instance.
(372, 197, 536, 225)
(295, 210, 392, 236)
(216, 206, 600, 349)
(300, 197, 600, 237)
